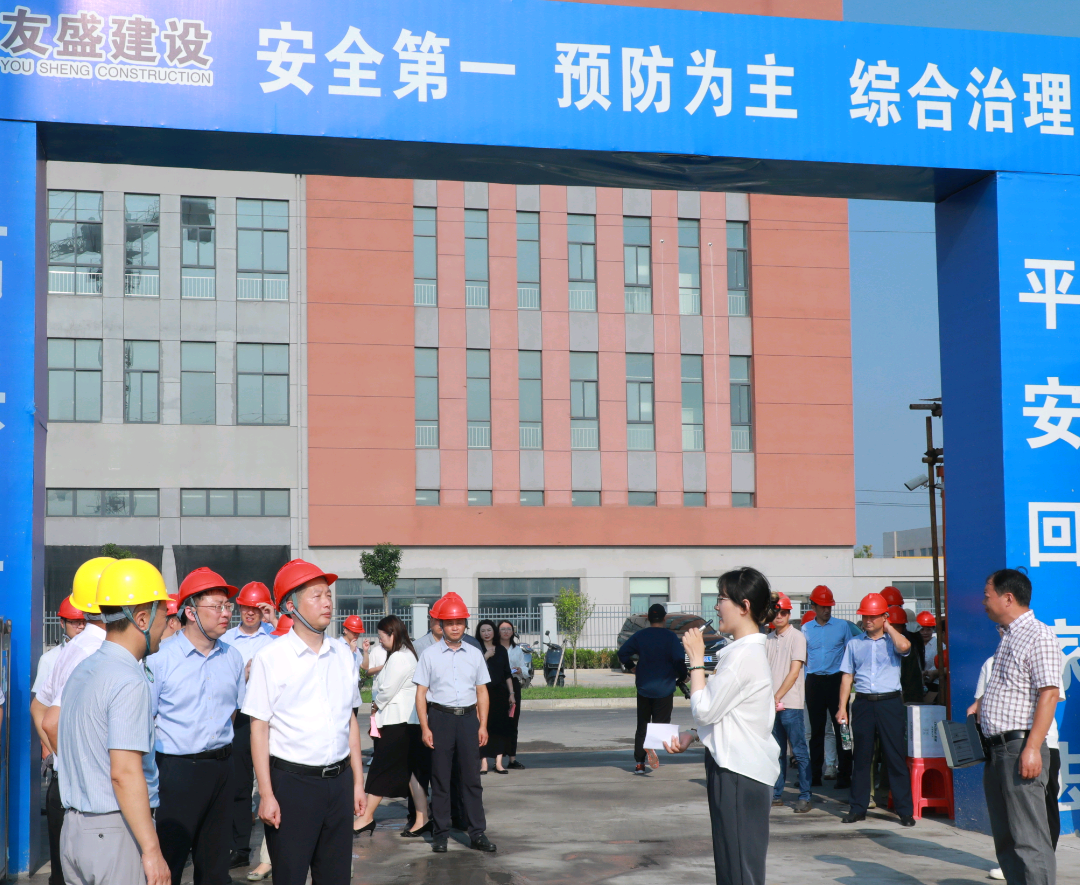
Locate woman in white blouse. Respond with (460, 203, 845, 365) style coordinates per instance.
(352, 615, 431, 837)
(666, 568, 781, 885)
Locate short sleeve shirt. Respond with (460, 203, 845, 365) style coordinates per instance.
(803, 618, 855, 675)
(765, 625, 807, 708)
(413, 640, 490, 707)
(36, 624, 107, 708)
(980, 610, 1065, 736)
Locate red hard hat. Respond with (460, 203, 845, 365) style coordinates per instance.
(343, 615, 365, 635)
(273, 559, 338, 610)
(236, 582, 272, 608)
(177, 567, 238, 608)
(916, 611, 936, 627)
(856, 593, 889, 617)
(271, 615, 293, 636)
(775, 593, 792, 611)
(887, 604, 907, 625)
(880, 586, 904, 607)
(809, 585, 835, 607)
(431, 591, 469, 620)
(166, 596, 179, 616)
(801, 611, 816, 626)
(58, 598, 86, 621)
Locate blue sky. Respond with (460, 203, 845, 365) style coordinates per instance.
(843, 1, 1078, 551)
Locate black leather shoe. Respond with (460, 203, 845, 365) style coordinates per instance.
(431, 839, 448, 853)
(401, 821, 433, 838)
(899, 816, 916, 827)
(469, 834, 497, 853)
(229, 851, 251, 869)
(835, 778, 852, 790)
(841, 812, 866, 824)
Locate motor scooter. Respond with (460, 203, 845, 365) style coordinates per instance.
(516, 640, 536, 688)
(542, 631, 566, 687)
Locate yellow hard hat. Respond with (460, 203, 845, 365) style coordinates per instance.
(69, 557, 117, 614)
(96, 559, 169, 607)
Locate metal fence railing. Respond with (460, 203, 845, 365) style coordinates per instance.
(329, 608, 414, 639)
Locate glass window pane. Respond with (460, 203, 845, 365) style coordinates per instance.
(236, 200, 262, 228)
(181, 489, 207, 516)
(732, 492, 754, 507)
(626, 353, 652, 381)
(684, 492, 706, 507)
(624, 216, 650, 246)
(47, 489, 74, 516)
(181, 197, 215, 226)
(727, 221, 747, 249)
(519, 379, 542, 421)
(141, 373, 159, 423)
(236, 343, 263, 373)
(182, 342, 216, 372)
(124, 370, 142, 421)
(208, 490, 234, 516)
(468, 490, 492, 506)
(731, 385, 751, 425)
(75, 489, 102, 516)
(518, 351, 541, 379)
(182, 227, 200, 266)
(132, 490, 158, 517)
(126, 340, 158, 371)
(237, 229, 262, 271)
(466, 350, 489, 378)
(517, 211, 539, 240)
(263, 200, 289, 230)
(263, 375, 289, 424)
(75, 339, 102, 369)
(415, 377, 439, 420)
(464, 209, 487, 239)
(682, 383, 703, 423)
(520, 491, 544, 506)
(264, 490, 290, 516)
(467, 378, 490, 420)
(49, 221, 76, 261)
(413, 206, 436, 236)
(464, 237, 488, 281)
(416, 489, 440, 506)
(639, 384, 653, 422)
(572, 491, 600, 506)
(517, 239, 539, 283)
(568, 244, 582, 281)
(414, 235, 437, 280)
(198, 229, 215, 266)
(567, 214, 595, 244)
(415, 347, 438, 377)
(263, 231, 288, 272)
(102, 490, 130, 517)
(48, 338, 74, 368)
(181, 372, 216, 424)
(236, 374, 263, 424)
(681, 354, 703, 381)
(76, 191, 102, 222)
(48, 370, 74, 420)
(570, 352, 597, 380)
(730, 356, 750, 383)
(74, 370, 101, 421)
(75, 223, 102, 266)
(679, 219, 700, 247)
(628, 491, 656, 506)
(49, 191, 76, 220)
(627, 384, 640, 421)
(679, 247, 700, 288)
(236, 489, 261, 516)
(125, 194, 158, 222)
(263, 344, 289, 374)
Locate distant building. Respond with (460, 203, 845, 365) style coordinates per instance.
(882, 526, 943, 558)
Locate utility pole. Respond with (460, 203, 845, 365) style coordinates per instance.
(909, 400, 946, 710)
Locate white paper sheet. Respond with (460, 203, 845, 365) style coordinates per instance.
(643, 722, 681, 750)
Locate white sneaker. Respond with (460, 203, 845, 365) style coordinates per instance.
(823, 766, 837, 780)
(988, 869, 1004, 880)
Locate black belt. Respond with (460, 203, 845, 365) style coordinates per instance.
(271, 755, 351, 779)
(858, 691, 901, 702)
(429, 702, 476, 716)
(163, 745, 232, 761)
(987, 730, 1030, 747)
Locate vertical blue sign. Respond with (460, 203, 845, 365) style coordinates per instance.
(939, 171, 1080, 835)
(0, 120, 44, 873)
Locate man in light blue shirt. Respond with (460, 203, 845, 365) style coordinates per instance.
(147, 567, 244, 885)
(836, 593, 914, 826)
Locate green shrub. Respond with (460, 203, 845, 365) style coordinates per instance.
(529, 648, 617, 670)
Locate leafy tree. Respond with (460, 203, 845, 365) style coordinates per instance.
(554, 586, 594, 685)
(360, 543, 403, 615)
(854, 544, 874, 559)
(100, 543, 133, 559)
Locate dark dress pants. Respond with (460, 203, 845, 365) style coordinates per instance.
(230, 713, 255, 853)
(429, 707, 486, 841)
(634, 694, 674, 764)
(805, 673, 853, 781)
(704, 750, 771, 885)
(984, 740, 1054, 885)
(156, 753, 233, 885)
(46, 770, 65, 885)
(849, 696, 913, 817)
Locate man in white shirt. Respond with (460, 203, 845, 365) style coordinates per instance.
(242, 560, 365, 885)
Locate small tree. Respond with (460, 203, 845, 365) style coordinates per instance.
(554, 586, 594, 685)
(854, 544, 874, 559)
(360, 543, 403, 615)
(100, 543, 133, 559)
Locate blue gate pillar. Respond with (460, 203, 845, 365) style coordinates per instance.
(938, 171, 1080, 836)
(0, 120, 45, 874)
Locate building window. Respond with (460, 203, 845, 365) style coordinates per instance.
(572, 490, 600, 506)
(730, 356, 753, 452)
(732, 492, 754, 507)
(181, 196, 216, 300)
(180, 489, 290, 516)
(237, 343, 289, 425)
(682, 354, 704, 451)
(570, 351, 599, 449)
(684, 492, 706, 507)
(47, 190, 102, 295)
(416, 489, 440, 506)
(47, 489, 159, 517)
(628, 491, 656, 506)
(465, 209, 489, 307)
(567, 214, 596, 312)
(630, 577, 669, 613)
(519, 350, 543, 449)
(180, 342, 216, 425)
(626, 353, 654, 451)
(624, 216, 652, 314)
(517, 211, 540, 309)
(414, 206, 437, 305)
(701, 577, 718, 614)
(728, 221, 749, 316)
(520, 491, 544, 506)
(468, 490, 492, 506)
(48, 338, 102, 422)
(124, 340, 159, 424)
(477, 577, 579, 613)
(124, 194, 160, 297)
(335, 578, 442, 618)
(237, 199, 288, 301)
(679, 219, 701, 316)
(415, 347, 439, 448)
(467, 349, 491, 449)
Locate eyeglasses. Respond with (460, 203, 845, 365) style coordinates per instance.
(195, 603, 234, 614)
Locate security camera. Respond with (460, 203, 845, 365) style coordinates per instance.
(904, 474, 930, 491)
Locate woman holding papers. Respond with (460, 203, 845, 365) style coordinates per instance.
(664, 568, 781, 885)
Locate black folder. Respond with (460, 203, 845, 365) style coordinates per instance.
(937, 715, 986, 768)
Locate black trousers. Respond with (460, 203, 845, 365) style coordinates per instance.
(805, 673, 853, 781)
(265, 764, 353, 885)
(46, 770, 65, 885)
(231, 714, 255, 853)
(634, 694, 674, 764)
(156, 753, 233, 885)
(508, 679, 523, 757)
(704, 751, 771, 885)
(1048, 748, 1061, 851)
(429, 707, 486, 841)
(849, 696, 912, 817)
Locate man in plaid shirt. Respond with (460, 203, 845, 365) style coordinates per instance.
(974, 569, 1064, 885)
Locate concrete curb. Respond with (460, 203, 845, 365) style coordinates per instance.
(522, 696, 692, 710)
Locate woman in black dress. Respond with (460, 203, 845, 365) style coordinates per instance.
(476, 619, 515, 774)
